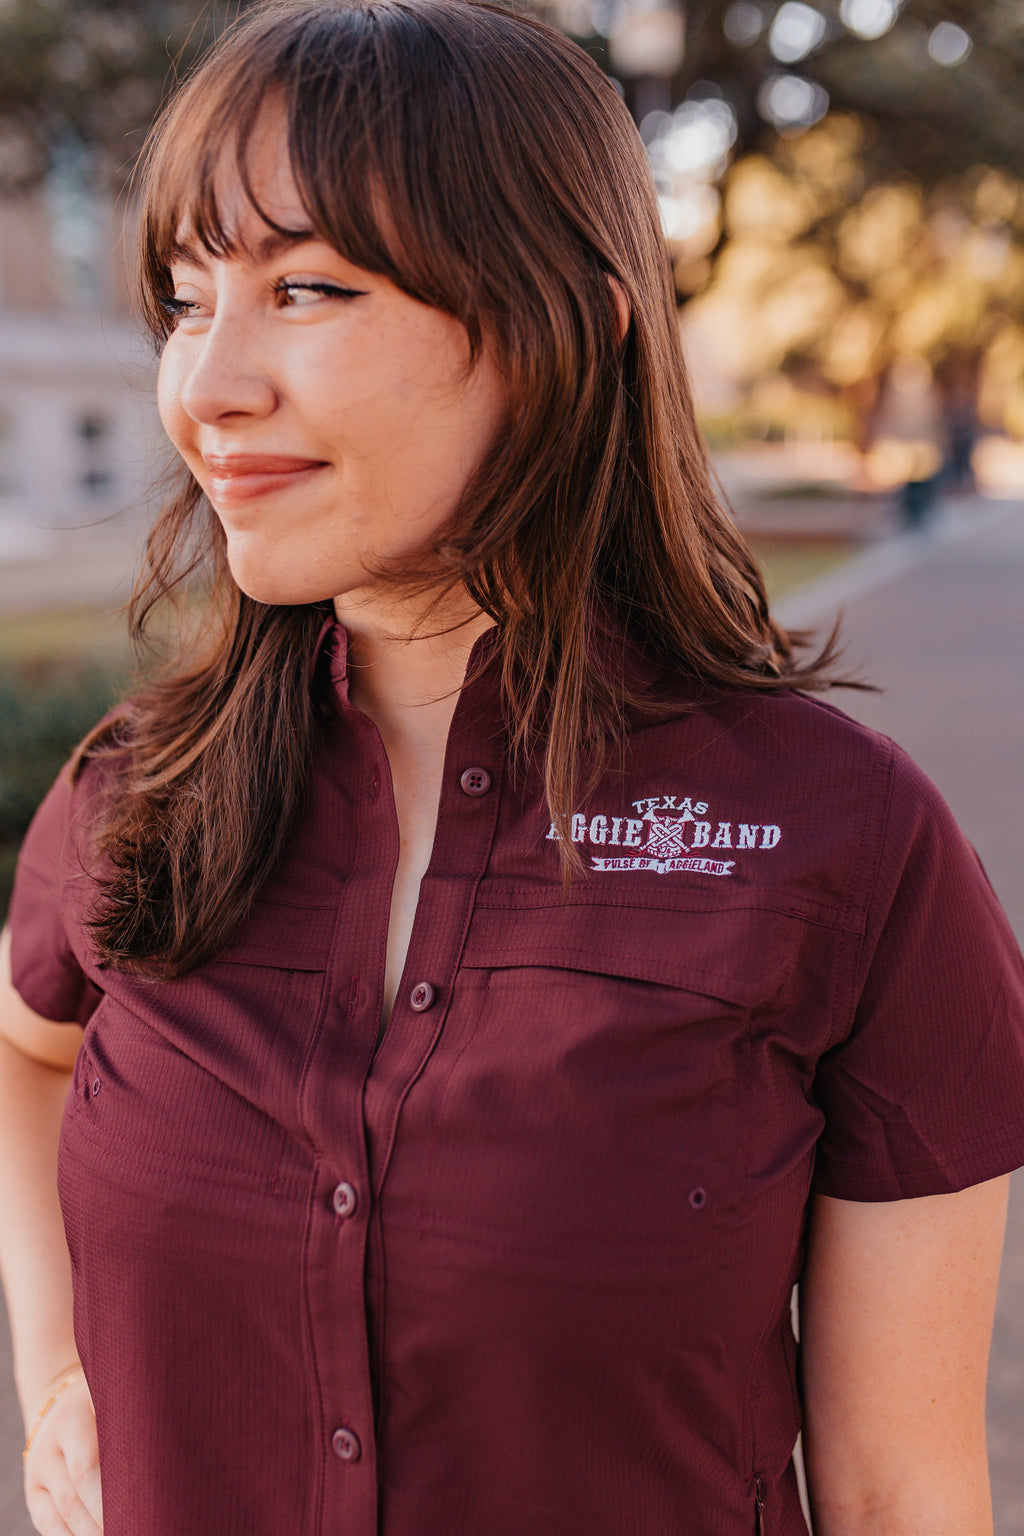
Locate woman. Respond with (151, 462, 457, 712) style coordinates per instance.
(3, 2, 1023, 1533)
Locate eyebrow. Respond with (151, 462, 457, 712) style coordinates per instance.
(167, 227, 322, 269)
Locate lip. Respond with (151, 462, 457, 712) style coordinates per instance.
(203, 454, 328, 506)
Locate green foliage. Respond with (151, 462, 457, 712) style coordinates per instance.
(580, 0, 1024, 186)
(2, 0, 1024, 191)
(0, 0, 256, 191)
(0, 664, 122, 918)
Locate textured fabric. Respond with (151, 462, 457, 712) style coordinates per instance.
(9, 622, 1024, 1536)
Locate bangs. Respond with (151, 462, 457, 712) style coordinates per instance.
(138, 3, 484, 346)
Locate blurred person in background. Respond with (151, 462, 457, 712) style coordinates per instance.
(1, 2, 1023, 1534)
(935, 349, 982, 497)
(869, 356, 946, 531)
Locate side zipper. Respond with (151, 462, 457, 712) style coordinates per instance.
(754, 1475, 765, 1535)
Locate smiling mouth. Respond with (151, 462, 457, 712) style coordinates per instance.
(203, 455, 329, 506)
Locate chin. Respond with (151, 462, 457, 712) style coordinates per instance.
(226, 552, 339, 609)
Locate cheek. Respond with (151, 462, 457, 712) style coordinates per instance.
(156, 345, 191, 451)
(394, 332, 507, 477)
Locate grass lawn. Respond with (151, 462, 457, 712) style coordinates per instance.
(0, 607, 132, 668)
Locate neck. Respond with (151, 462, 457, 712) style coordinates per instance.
(333, 586, 494, 745)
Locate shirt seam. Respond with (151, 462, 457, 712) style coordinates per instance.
(458, 944, 786, 1004)
(474, 891, 862, 933)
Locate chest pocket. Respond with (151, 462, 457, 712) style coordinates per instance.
(391, 900, 806, 1269)
(62, 899, 337, 1198)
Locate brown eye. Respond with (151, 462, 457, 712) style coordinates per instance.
(273, 281, 367, 306)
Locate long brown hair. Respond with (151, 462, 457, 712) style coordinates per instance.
(83, 0, 844, 976)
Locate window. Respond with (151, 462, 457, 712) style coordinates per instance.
(74, 411, 115, 496)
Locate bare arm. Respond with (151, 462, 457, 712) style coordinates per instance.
(801, 1179, 1009, 1536)
(0, 927, 102, 1534)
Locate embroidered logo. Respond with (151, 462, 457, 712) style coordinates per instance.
(546, 794, 782, 878)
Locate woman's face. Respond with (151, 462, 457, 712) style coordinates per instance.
(157, 116, 508, 609)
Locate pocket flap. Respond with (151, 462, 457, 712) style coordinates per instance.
(215, 898, 337, 970)
(462, 902, 798, 1007)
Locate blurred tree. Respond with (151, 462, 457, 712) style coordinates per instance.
(683, 118, 1024, 448)
(547, 0, 1024, 452)
(549, 0, 1024, 185)
(2, 1, 1024, 190)
(0, 1, 250, 192)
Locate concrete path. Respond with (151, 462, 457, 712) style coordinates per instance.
(0, 495, 1022, 1531)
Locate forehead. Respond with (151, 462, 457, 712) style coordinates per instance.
(143, 74, 448, 333)
(172, 108, 310, 256)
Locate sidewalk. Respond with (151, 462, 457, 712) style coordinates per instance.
(0, 495, 1021, 1530)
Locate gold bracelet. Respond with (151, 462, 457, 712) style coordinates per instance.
(22, 1366, 87, 1462)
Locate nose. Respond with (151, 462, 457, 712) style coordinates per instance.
(175, 312, 279, 425)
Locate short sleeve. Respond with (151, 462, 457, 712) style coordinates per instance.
(7, 766, 102, 1026)
(812, 746, 1024, 1201)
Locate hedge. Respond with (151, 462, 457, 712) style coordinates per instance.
(0, 665, 123, 921)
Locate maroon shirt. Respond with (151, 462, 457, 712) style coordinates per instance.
(10, 622, 1024, 1536)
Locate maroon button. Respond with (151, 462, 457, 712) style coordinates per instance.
(688, 1187, 707, 1210)
(460, 767, 491, 796)
(331, 1427, 361, 1462)
(332, 1181, 358, 1219)
(409, 981, 436, 1012)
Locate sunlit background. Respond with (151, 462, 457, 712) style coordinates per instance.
(535, 0, 1024, 498)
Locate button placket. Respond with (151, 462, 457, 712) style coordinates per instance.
(361, 661, 504, 1287)
(297, 685, 390, 1536)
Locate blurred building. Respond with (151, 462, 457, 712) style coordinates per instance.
(0, 168, 156, 575)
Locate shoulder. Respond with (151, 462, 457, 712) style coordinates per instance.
(7, 700, 139, 1020)
(711, 689, 947, 822)
(701, 685, 895, 759)
(621, 682, 977, 924)
(641, 684, 905, 808)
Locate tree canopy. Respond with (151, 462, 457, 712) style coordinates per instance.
(0, 1, 241, 190)
(1, 1, 1022, 189)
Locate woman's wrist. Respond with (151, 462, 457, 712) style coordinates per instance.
(21, 1360, 87, 1458)
(22, 1362, 88, 1461)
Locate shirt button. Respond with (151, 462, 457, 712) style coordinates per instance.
(460, 766, 491, 796)
(409, 981, 436, 1012)
(331, 1427, 361, 1462)
(332, 1181, 358, 1219)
